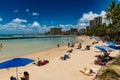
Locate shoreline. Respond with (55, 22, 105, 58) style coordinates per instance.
(0, 35, 88, 62)
(17, 36, 87, 59)
(0, 35, 79, 61)
(17, 36, 84, 60)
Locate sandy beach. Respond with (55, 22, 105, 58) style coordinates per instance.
(0, 36, 119, 80)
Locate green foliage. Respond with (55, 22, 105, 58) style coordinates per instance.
(112, 56, 120, 65)
(99, 56, 120, 80)
(100, 69, 120, 80)
(86, 1, 120, 37)
(86, 24, 107, 36)
(76, 32, 82, 35)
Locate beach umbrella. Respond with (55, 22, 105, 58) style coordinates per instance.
(109, 46, 120, 50)
(109, 46, 120, 55)
(95, 46, 115, 52)
(95, 45, 116, 56)
(0, 58, 34, 80)
(95, 46, 108, 55)
(95, 46, 107, 53)
(99, 46, 116, 52)
(106, 41, 115, 46)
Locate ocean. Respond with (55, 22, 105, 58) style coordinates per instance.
(0, 35, 81, 60)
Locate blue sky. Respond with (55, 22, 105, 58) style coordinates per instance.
(0, 0, 119, 34)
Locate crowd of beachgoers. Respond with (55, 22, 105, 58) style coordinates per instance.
(0, 36, 119, 80)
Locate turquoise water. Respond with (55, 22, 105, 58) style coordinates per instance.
(0, 36, 80, 60)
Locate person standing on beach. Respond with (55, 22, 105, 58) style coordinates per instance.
(0, 43, 3, 51)
(79, 43, 82, 48)
(57, 44, 60, 48)
(0, 43, 3, 48)
(68, 43, 70, 47)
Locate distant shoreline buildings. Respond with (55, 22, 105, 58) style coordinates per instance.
(45, 27, 78, 35)
(45, 16, 102, 35)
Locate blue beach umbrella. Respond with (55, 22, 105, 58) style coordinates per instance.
(95, 45, 108, 55)
(109, 46, 120, 55)
(95, 45, 116, 56)
(99, 46, 116, 52)
(106, 41, 115, 46)
(95, 46, 107, 53)
(109, 46, 120, 50)
(95, 46, 116, 52)
(0, 58, 34, 80)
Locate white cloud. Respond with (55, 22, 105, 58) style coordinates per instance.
(0, 18, 48, 34)
(0, 21, 27, 33)
(12, 18, 27, 23)
(59, 24, 75, 31)
(0, 18, 38, 34)
(76, 22, 88, 30)
(31, 21, 40, 28)
(0, 17, 3, 21)
(79, 11, 99, 23)
(32, 12, 39, 16)
(99, 11, 109, 24)
(38, 25, 50, 33)
(100, 11, 106, 17)
(14, 10, 19, 13)
(26, 9, 30, 12)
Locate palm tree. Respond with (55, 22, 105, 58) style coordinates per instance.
(105, 11, 111, 24)
(105, 0, 118, 36)
(114, 3, 120, 26)
(114, 3, 120, 39)
(106, 0, 116, 25)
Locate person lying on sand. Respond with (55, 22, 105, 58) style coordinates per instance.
(80, 68, 98, 76)
(67, 49, 73, 53)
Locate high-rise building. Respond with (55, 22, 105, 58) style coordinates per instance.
(94, 16, 102, 26)
(86, 26, 90, 32)
(89, 20, 94, 28)
(89, 16, 102, 29)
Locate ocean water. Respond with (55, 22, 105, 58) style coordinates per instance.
(0, 36, 81, 60)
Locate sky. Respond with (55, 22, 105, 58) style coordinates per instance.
(0, 0, 119, 34)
